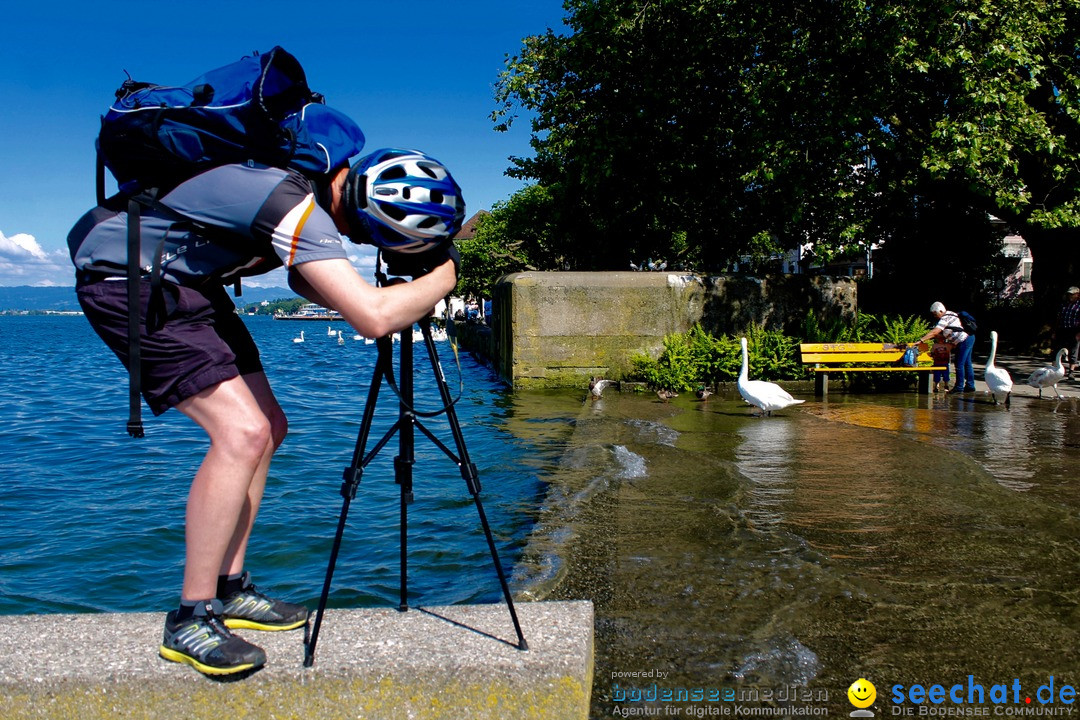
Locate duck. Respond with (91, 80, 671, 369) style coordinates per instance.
(655, 389, 679, 402)
(983, 330, 1013, 406)
(589, 377, 616, 399)
(292, 330, 305, 344)
(1026, 347, 1068, 399)
(737, 336, 805, 416)
(695, 385, 714, 400)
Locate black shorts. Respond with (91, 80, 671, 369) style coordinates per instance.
(77, 278, 263, 415)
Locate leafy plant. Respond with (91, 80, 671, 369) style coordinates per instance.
(630, 324, 801, 391)
(630, 313, 937, 392)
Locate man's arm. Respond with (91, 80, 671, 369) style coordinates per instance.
(291, 257, 456, 339)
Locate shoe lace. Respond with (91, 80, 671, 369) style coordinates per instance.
(202, 612, 234, 639)
(239, 579, 272, 604)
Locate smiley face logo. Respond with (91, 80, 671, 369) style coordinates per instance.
(848, 678, 876, 708)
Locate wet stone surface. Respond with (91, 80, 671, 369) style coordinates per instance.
(513, 360, 1080, 717)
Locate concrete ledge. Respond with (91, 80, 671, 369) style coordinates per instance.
(0, 600, 593, 720)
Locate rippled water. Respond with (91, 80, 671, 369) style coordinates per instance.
(0, 314, 578, 614)
(510, 388, 1080, 716)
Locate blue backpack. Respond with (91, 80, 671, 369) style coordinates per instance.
(94, 47, 365, 438)
(96, 46, 365, 202)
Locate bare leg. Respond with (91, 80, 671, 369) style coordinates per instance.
(176, 372, 287, 602)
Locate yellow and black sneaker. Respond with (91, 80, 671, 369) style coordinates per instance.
(220, 572, 309, 632)
(159, 600, 266, 676)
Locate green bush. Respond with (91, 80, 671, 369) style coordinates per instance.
(630, 313, 936, 392)
(630, 324, 800, 391)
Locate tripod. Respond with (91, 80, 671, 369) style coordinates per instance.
(303, 314, 528, 667)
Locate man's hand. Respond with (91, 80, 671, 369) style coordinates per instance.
(384, 242, 460, 280)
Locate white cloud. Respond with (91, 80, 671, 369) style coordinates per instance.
(0, 229, 381, 290)
(0, 231, 74, 287)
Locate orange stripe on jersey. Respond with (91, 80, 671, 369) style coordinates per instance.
(287, 199, 316, 266)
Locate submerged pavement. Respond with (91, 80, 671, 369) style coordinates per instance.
(0, 601, 593, 720)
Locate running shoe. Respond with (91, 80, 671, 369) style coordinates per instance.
(159, 600, 266, 676)
(220, 572, 309, 631)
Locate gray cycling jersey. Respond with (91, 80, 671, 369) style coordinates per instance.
(68, 163, 348, 286)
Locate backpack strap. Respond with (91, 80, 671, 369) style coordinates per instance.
(126, 198, 145, 438)
(122, 190, 184, 439)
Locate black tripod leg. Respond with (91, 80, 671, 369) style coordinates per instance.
(304, 336, 394, 667)
(397, 328, 415, 612)
(419, 319, 529, 650)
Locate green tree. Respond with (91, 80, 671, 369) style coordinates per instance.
(494, 0, 1080, 315)
(456, 185, 561, 298)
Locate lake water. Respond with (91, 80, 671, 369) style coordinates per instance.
(0, 313, 579, 614)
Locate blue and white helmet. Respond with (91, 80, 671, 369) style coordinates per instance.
(342, 148, 465, 253)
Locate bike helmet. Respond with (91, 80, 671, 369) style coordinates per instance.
(341, 148, 465, 253)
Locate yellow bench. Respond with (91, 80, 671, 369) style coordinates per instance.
(799, 342, 948, 396)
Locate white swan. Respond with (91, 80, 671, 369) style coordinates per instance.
(293, 330, 305, 344)
(1026, 348, 1068, 399)
(337, 330, 345, 345)
(737, 337, 805, 416)
(984, 330, 1013, 406)
(589, 377, 616, 400)
(327, 325, 335, 336)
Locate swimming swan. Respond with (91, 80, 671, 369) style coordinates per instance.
(737, 337, 805, 416)
(293, 331, 305, 344)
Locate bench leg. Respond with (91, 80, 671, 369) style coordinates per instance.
(917, 372, 930, 394)
(815, 372, 827, 397)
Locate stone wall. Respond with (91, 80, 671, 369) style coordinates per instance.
(463, 271, 856, 389)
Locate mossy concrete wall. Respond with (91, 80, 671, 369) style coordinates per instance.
(476, 272, 856, 389)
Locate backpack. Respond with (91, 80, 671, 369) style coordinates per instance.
(96, 46, 365, 202)
(95, 47, 365, 438)
(898, 345, 920, 367)
(958, 310, 977, 334)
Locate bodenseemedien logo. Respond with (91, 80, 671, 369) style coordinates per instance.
(849, 678, 877, 718)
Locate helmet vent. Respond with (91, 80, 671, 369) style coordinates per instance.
(431, 190, 444, 203)
(382, 204, 407, 221)
(417, 216, 438, 229)
(381, 166, 407, 180)
(418, 162, 439, 179)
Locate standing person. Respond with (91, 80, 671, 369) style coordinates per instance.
(68, 149, 464, 676)
(1056, 286, 1080, 377)
(917, 302, 975, 393)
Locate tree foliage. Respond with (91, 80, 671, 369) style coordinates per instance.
(491, 0, 1080, 311)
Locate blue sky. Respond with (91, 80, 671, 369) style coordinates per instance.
(0, 0, 567, 287)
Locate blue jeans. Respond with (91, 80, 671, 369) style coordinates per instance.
(953, 335, 976, 389)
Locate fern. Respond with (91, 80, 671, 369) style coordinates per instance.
(629, 312, 938, 392)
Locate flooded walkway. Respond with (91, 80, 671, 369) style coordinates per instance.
(513, 353, 1080, 717)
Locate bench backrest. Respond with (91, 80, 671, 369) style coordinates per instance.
(799, 343, 933, 364)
